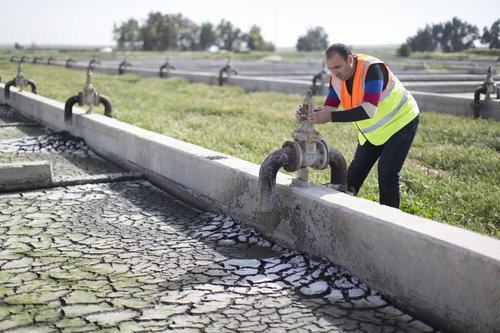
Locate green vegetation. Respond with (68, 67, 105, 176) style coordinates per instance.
(113, 12, 275, 52)
(404, 17, 500, 54)
(0, 55, 498, 239)
(296, 27, 329, 51)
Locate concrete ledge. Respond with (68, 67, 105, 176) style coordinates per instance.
(412, 91, 500, 121)
(0, 160, 52, 191)
(1, 83, 499, 333)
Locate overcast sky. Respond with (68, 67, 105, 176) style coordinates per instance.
(0, 0, 498, 48)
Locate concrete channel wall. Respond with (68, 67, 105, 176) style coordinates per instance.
(1, 85, 499, 333)
(53, 62, 500, 121)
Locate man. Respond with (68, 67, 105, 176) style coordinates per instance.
(298, 43, 419, 208)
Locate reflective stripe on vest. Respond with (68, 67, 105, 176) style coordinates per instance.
(360, 89, 409, 134)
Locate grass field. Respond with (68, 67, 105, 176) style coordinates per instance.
(1, 55, 498, 239)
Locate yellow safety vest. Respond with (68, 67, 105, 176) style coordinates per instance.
(331, 54, 419, 145)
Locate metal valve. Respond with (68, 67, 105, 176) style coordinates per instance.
(472, 67, 500, 118)
(282, 89, 329, 184)
(118, 58, 132, 75)
(64, 68, 112, 124)
(159, 57, 176, 78)
(258, 89, 348, 212)
(4, 62, 38, 99)
(81, 68, 100, 108)
(219, 57, 238, 86)
(311, 61, 330, 96)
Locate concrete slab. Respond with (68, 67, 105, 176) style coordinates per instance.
(0, 180, 435, 332)
(0, 160, 52, 190)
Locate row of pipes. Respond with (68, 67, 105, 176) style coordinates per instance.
(13, 55, 500, 117)
(7, 54, 500, 119)
(3, 58, 113, 125)
(9, 55, 331, 92)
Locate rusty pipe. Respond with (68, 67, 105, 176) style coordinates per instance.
(4, 79, 38, 99)
(258, 146, 294, 213)
(26, 80, 37, 94)
(159, 64, 176, 78)
(64, 94, 81, 124)
(64, 93, 112, 124)
(327, 145, 348, 191)
(219, 66, 238, 86)
(118, 60, 131, 75)
(472, 85, 487, 119)
(258, 140, 348, 213)
(159, 65, 167, 78)
(4, 80, 14, 99)
(66, 58, 76, 68)
(99, 95, 113, 118)
(89, 58, 101, 70)
(311, 73, 323, 95)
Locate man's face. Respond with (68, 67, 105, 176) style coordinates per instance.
(326, 52, 354, 81)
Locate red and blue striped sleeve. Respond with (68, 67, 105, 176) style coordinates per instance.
(324, 84, 340, 108)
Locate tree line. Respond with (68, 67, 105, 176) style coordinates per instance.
(113, 12, 275, 52)
(113, 14, 499, 54)
(399, 17, 500, 56)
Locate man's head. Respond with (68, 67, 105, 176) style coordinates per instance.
(325, 43, 355, 81)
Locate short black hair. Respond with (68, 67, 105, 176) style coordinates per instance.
(325, 43, 353, 61)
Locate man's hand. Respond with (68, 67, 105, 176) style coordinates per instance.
(309, 105, 334, 124)
(295, 104, 303, 121)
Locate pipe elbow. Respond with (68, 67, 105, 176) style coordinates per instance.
(119, 62, 131, 75)
(328, 145, 348, 190)
(474, 85, 487, 102)
(258, 146, 293, 213)
(4, 80, 15, 99)
(160, 64, 176, 77)
(99, 95, 113, 118)
(473, 86, 488, 119)
(27, 80, 38, 94)
(312, 73, 320, 85)
(218, 71, 225, 86)
(64, 95, 80, 124)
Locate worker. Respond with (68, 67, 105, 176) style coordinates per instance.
(297, 43, 419, 208)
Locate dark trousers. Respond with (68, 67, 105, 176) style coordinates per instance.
(347, 115, 419, 208)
